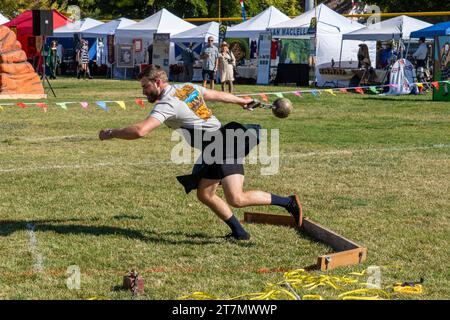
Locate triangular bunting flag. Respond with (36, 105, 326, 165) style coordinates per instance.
(431, 82, 440, 89)
(445, 81, 450, 85)
(135, 99, 145, 107)
(56, 102, 68, 110)
(294, 91, 302, 97)
(416, 83, 423, 88)
(36, 103, 48, 112)
(369, 86, 379, 94)
(310, 90, 319, 98)
(355, 87, 365, 95)
(80, 102, 89, 110)
(115, 101, 126, 110)
(339, 88, 348, 93)
(324, 89, 336, 96)
(275, 93, 284, 98)
(0, 105, 4, 111)
(17, 102, 27, 109)
(388, 84, 398, 88)
(96, 101, 109, 111)
(260, 94, 269, 102)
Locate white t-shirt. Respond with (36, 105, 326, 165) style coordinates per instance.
(149, 83, 222, 132)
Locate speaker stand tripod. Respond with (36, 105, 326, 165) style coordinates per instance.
(40, 41, 56, 98)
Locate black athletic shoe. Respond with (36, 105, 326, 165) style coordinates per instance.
(286, 194, 303, 227)
(224, 232, 250, 241)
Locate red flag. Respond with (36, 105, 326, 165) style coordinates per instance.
(355, 87, 365, 95)
(431, 82, 440, 90)
(339, 88, 348, 93)
(36, 103, 48, 112)
(135, 99, 145, 107)
(260, 94, 269, 102)
(17, 102, 27, 109)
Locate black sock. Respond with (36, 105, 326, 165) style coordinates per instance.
(224, 215, 249, 238)
(271, 194, 292, 208)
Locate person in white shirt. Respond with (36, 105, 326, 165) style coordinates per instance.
(412, 37, 428, 68)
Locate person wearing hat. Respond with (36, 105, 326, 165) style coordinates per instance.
(218, 41, 236, 93)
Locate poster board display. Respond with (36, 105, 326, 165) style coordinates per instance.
(433, 36, 450, 101)
(116, 44, 134, 68)
(256, 32, 271, 85)
(152, 33, 170, 75)
(280, 39, 310, 64)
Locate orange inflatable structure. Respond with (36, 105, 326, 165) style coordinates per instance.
(0, 26, 46, 99)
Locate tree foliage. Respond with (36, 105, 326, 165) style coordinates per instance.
(2, 0, 448, 21)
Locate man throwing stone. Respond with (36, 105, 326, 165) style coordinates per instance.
(99, 65, 302, 240)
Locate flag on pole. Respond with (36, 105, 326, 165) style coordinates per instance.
(240, 0, 246, 22)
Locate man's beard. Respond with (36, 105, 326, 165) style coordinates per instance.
(147, 88, 160, 103)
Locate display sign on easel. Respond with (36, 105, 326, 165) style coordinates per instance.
(152, 33, 170, 75)
(257, 32, 272, 85)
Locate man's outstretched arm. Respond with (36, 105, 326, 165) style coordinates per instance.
(202, 89, 253, 107)
(99, 116, 161, 140)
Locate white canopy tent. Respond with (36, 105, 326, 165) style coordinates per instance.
(53, 18, 104, 37)
(115, 9, 195, 66)
(269, 4, 372, 87)
(116, 9, 195, 40)
(82, 17, 135, 38)
(81, 18, 136, 67)
(226, 6, 290, 39)
(342, 15, 432, 41)
(0, 13, 9, 25)
(171, 22, 219, 43)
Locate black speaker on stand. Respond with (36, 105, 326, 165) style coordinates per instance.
(33, 9, 56, 97)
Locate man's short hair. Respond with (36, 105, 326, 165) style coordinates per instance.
(420, 37, 426, 43)
(138, 65, 168, 82)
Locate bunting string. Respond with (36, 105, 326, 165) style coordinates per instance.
(0, 80, 448, 112)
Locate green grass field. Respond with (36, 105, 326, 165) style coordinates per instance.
(0, 78, 449, 300)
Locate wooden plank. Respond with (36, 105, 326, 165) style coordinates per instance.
(301, 218, 361, 252)
(244, 212, 296, 227)
(0, 94, 47, 100)
(244, 212, 363, 252)
(318, 247, 367, 271)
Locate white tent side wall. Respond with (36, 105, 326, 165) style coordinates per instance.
(315, 35, 377, 86)
(0, 13, 10, 25)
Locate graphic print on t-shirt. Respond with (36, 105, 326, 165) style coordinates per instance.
(173, 84, 212, 120)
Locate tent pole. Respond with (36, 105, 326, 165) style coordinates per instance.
(338, 38, 344, 68)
